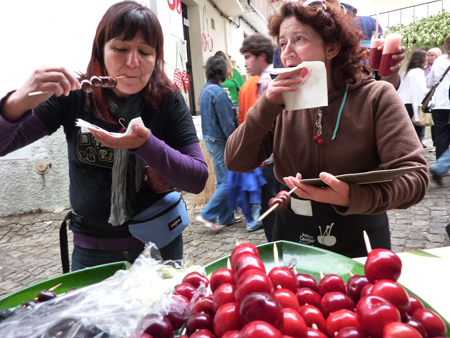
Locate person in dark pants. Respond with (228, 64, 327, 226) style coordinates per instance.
(427, 34, 450, 160)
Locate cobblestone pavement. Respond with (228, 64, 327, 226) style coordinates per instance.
(0, 136, 449, 299)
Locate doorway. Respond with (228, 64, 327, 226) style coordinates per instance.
(182, 3, 196, 115)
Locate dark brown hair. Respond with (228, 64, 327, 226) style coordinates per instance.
(85, 0, 174, 124)
(406, 50, 426, 75)
(268, 1, 369, 89)
(239, 34, 274, 65)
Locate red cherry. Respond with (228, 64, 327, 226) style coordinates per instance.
(186, 312, 214, 336)
(191, 295, 215, 318)
(335, 327, 367, 338)
(213, 283, 236, 311)
(320, 292, 354, 318)
(296, 273, 319, 293)
(411, 308, 447, 337)
(281, 308, 308, 338)
(222, 330, 240, 338)
(213, 302, 243, 338)
(268, 266, 299, 293)
(239, 292, 284, 329)
(230, 243, 259, 267)
(233, 253, 266, 282)
(235, 273, 274, 304)
(317, 139, 323, 145)
(141, 314, 174, 338)
(364, 249, 402, 283)
(407, 295, 424, 316)
(165, 294, 190, 330)
(274, 288, 301, 311)
(313, 136, 319, 142)
(189, 329, 216, 338)
(346, 275, 370, 303)
(370, 279, 410, 316)
(382, 322, 422, 338)
(236, 268, 269, 287)
(306, 327, 328, 338)
(355, 295, 401, 338)
(210, 268, 235, 293)
(182, 271, 210, 289)
(296, 288, 322, 309)
(401, 314, 428, 338)
(326, 309, 360, 337)
(318, 274, 346, 296)
(360, 283, 373, 298)
(298, 305, 327, 333)
(240, 320, 283, 338)
(174, 282, 197, 301)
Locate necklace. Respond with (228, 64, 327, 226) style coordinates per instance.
(313, 84, 350, 145)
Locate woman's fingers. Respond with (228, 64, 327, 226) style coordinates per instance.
(283, 172, 350, 207)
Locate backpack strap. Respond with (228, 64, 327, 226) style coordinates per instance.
(198, 83, 221, 107)
(59, 211, 73, 273)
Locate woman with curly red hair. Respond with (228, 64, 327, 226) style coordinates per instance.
(225, 0, 428, 258)
(0, 1, 208, 270)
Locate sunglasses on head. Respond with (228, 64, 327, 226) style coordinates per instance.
(301, 0, 348, 15)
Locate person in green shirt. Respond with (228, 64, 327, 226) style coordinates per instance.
(215, 51, 245, 111)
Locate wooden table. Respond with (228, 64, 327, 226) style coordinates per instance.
(354, 247, 450, 323)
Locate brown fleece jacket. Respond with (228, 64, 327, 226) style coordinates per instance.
(225, 78, 429, 216)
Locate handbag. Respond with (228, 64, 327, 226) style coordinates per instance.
(421, 64, 450, 113)
(129, 191, 189, 248)
(413, 106, 434, 127)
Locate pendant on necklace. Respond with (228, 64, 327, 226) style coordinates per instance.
(314, 109, 323, 145)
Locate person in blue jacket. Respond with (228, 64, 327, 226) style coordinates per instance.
(196, 56, 242, 231)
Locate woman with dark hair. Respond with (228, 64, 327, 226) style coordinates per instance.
(398, 49, 429, 147)
(225, 0, 428, 258)
(0, 1, 208, 270)
(196, 56, 241, 231)
(215, 51, 245, 109)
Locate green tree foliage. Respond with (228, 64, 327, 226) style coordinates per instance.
(389, 10, 450, 51)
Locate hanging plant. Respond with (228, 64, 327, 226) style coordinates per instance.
(389, 10, 450, 51)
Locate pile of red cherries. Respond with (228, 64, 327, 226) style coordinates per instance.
(81, 76, 118, 93)
(138, 244, 448, 338)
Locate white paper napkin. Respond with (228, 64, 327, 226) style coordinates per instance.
(269, 61, 328, 110)
(75, 117, 145, 138)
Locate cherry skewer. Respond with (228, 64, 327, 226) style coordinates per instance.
(257, 186, 297, 222)
(28, 75, 126, 96)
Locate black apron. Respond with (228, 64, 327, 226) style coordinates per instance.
(272, 187, 391, 258)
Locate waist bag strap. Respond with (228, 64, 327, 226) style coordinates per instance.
(59, 211, 73, 273)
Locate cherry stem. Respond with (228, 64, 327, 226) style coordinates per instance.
(363, 230, 372, 254)
(347, 269, 354, 277)
(273, 243, 279, 267)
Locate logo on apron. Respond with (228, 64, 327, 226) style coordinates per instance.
(317, 223, 336, 246)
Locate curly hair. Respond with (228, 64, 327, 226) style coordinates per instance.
(268, 1, 369, 89)
(239, 34, 274, 65)
(85, 0, 174, 124)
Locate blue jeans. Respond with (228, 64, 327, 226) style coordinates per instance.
(431, 147, 450, 177)
(431, 109, 450, 159)
(71, 234, 184, 271)
(246, 204, 263, 231)
(201, 140, 234, 225)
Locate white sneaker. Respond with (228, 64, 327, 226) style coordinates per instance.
(196, 215, 222, 231)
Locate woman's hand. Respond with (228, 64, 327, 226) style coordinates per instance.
(283, 172, 350, 207)
(2, 67, 81, 122)
(90, 124, 151, 150)
(265, 68, 302, 106)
